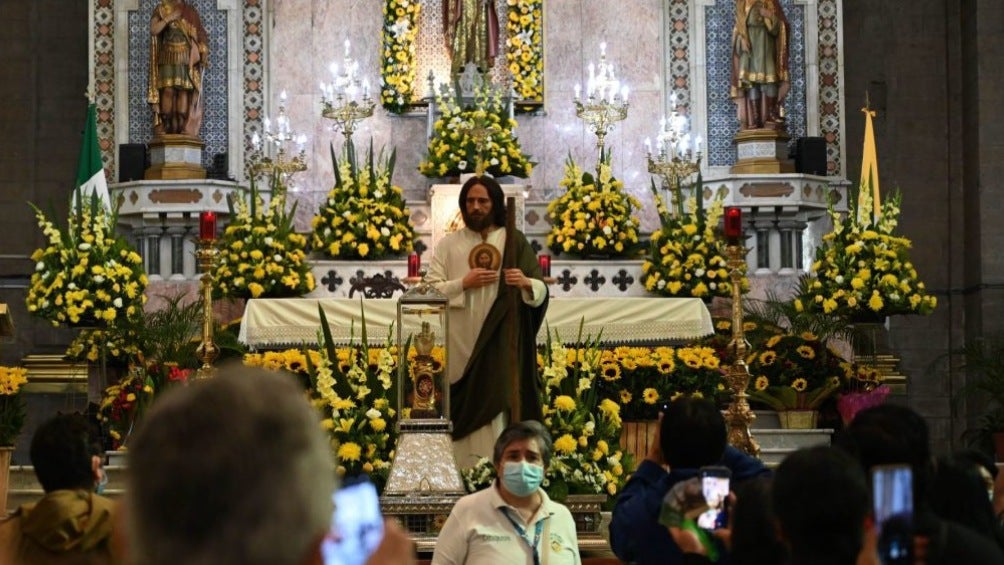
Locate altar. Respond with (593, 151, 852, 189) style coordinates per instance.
(238, 297, 714, 349)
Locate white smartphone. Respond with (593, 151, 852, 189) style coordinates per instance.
(872, 464, 913, 565)
(321, 478, 384, 565)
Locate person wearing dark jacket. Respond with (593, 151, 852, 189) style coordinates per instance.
(610, 397, 770, 565)
(838, 404, 1004, 565)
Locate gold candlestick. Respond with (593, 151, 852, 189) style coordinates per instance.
(647, 154, 701, 217)
(194, 239, 219, 379)
(575, 97, 628, 156)
(322, 97, 375, 142)
(723, 242, 759, 457)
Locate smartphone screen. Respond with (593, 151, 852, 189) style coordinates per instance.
(321, 479, 384, 565)
(872, 464, 913, 565)
(697, 466, 731, 530)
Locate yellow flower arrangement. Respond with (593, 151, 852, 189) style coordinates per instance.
(243, 310, 417, 492)
(65, 327, 141, 366)
(419, 82, 534, 178)
(212, 178, 314, 299)
(593, 345, 727, 420)
(642, 181, 745, 299)
(380, 0, 421, 113)
(746, 332, 843, 411)
(536, 332, 628, 499)
(311, 141, 414, 260)
(546, 150, 642, 258)
(0, 366, 29, 446)
(505, 0, 544, 104)
(798, 190, 937, 320)
(26, 193, 148, 328)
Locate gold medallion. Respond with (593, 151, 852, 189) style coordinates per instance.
(468, 242, 501, 271)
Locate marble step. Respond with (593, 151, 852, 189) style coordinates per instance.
(754, 429, 834, 467)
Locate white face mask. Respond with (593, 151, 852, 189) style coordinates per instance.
(501, 460, 544, 497)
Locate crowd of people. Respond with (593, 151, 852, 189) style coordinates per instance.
(7, 376, 1004, 565)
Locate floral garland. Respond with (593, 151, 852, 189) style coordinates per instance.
(26, 194, 148, 328)
(797, 190, 937, 320)
(419, 83, 534, 178)
(212, 179, 314, 299)
(0, 366, 28, 446)
(311, 141, 414, 260)
(642, 186, 743, 300)
(380, 0, 421, 113)
(505, 0, 544, 104)
(546, 151, 641, 257)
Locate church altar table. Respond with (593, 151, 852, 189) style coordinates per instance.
(238, 297, 714, 349)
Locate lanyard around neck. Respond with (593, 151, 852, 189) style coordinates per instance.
(500, 507, 545, 565)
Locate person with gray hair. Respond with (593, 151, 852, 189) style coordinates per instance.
(125, 366, 416, 565)
(432, 420, 581, 564)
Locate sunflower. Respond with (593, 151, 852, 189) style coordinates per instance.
(657, 359, 676, 374)
(755, 376, 770, 391)
(643, 388, 659, 405)
(619, 389, 632, 404)
(601, 362, 621, 382)
(758, 351, 777, 365)
(796, 345, 816, 359)
(791, 378, 808, 392)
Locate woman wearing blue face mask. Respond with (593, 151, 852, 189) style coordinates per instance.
(432, 420, 582, 565)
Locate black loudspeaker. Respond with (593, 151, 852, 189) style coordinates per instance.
(795, 137, 827, 175)
(119, 143, 147, 182)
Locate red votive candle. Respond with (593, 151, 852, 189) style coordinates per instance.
(407, 252, 420, 278)
(538, 254, 551, 277)
(199, 211, 217, 241)
(724, 207, 743, 242)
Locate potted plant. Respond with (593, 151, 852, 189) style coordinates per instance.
(746, 332, 843, 428)
(953, 335, 1004, 460)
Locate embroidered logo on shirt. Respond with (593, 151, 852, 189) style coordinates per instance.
(478, 533, 511, 543)
(550, 532, 566, 553)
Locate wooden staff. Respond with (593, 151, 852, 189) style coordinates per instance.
(503, 196, 520, 421)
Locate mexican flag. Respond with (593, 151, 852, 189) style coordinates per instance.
(74, 102, 111, 210)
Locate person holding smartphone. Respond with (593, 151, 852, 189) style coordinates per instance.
(838, 404, 1004, 565)
(432, 420, 581, 565)
(124, 367, 417, 565)
(610, 397, 769, 565)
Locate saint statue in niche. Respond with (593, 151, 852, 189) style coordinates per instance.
(730, 0, 790, 130)
(443, 0, 499, 77)
(148, 0, 210, 138)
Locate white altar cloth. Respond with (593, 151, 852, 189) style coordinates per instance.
(238, 297, 714, 348)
